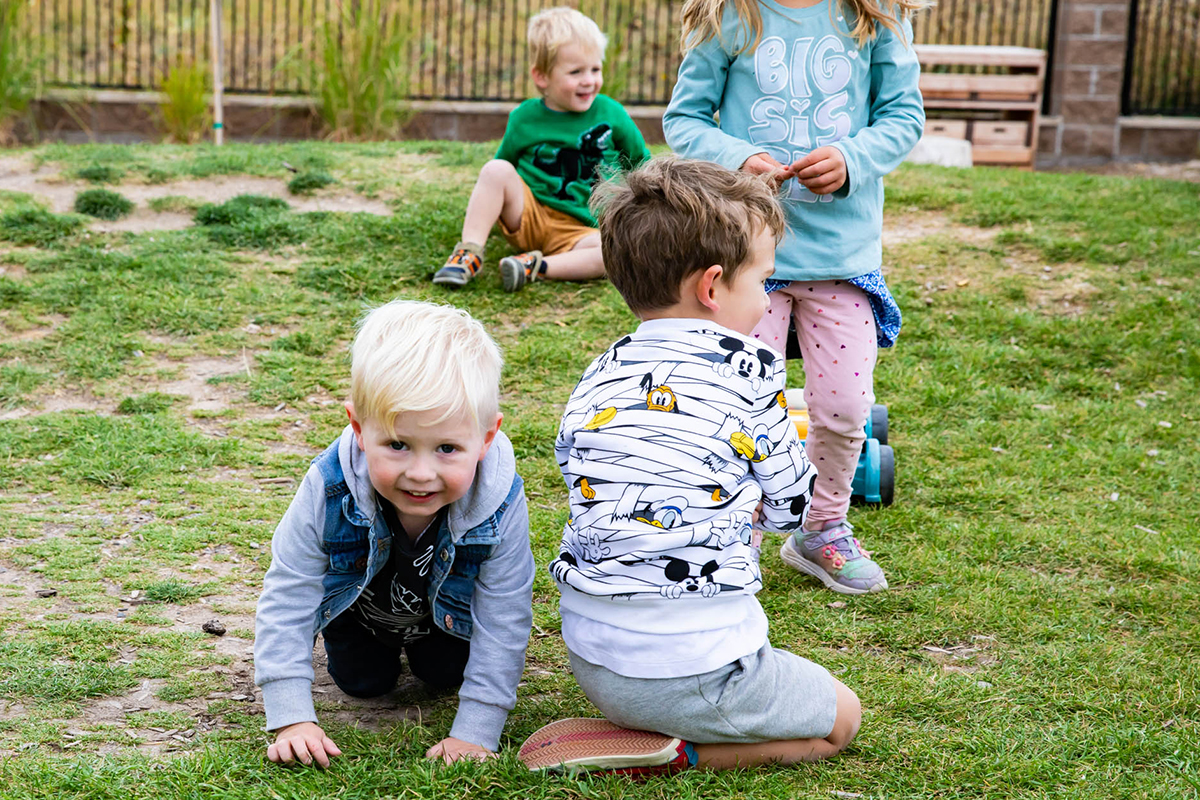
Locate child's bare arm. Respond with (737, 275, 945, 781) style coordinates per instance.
(268, 721, 343, 768)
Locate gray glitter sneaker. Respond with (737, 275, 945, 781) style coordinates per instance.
(780, 519, 888, 595)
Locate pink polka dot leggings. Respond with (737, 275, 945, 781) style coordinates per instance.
(752, 280, 877, 529)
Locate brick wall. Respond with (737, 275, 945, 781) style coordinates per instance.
(1039, 0, 1200, 166)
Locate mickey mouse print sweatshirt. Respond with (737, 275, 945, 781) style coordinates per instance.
(551, 318, 818, 679)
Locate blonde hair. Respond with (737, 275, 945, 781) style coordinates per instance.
(681, 0, 930, 54)
(592, 155, 785, 314)
(350, 300, 502, 434)
(528, 6, 608, 75)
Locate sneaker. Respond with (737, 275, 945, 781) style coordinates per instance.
(780, 519, 887, 595)
(500, 250, 544, 292)
(518, 718, 696, 776)
(433, 243, 483, 287)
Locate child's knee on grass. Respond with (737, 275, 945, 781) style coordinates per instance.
(827, 678, 862, 751)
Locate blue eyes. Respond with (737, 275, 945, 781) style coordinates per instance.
(388, 441, 457, 454)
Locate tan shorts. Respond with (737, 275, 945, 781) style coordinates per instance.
(500, 180, 597, 256)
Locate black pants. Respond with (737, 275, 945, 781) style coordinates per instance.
(322, 613, 471, 698)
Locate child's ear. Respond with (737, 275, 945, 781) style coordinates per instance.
(345, 401, 365, 450)
(694, 264, 724, 312)
(531, 67, 550, 93)
(477, 413, 503, 461)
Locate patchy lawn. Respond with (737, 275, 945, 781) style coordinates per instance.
(0, 142, 1197, 799)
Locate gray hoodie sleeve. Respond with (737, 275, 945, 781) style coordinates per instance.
(254, 464, 329, 731)
(448, 486, 535, 751)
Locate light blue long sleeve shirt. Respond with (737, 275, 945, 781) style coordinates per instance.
(664, 0, 924, 281)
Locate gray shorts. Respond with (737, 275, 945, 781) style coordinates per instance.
(567, 642, 837, 744)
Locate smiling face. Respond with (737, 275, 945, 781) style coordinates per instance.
(533, 42, 604, 113)
(713, 226, 776, 336)
(348, 405, 500, 537)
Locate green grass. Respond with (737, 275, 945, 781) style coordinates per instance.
(287, 170, 336, 194)
(74, 188, 135, 220)
(0, 143, 1196, 799)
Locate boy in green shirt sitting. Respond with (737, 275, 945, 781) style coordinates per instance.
(433, 6, 651, 293)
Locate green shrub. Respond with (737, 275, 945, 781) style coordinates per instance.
(139, 579, 202, 604)
(194, 194, 307, 249)
(76, 164, 124, 184)
(299, 0, 414, 141)
(288, 170, 336, 195)
(0, 207, 84, 246)
(157, 58, 211, 144)
(117, 392, 181, 414)
(194, 194, 290, 226)
(74, 189, 134, 220)
(0, 0, 41, 143)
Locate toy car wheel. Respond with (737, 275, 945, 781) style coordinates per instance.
(878, 444, 894, 506)
(871, 404, 888, 445)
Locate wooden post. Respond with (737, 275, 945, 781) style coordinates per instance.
(210, 0, 224, 145)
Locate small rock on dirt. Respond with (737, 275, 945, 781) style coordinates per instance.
(35, 588, 57, 598)
(201, 619, 227, 636)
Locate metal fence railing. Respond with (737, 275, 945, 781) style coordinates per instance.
(33, 0, 1059, 107)
(1123, 0, 1200, 116)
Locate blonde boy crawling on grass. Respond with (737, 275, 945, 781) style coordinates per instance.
(519, 157, 861, 775)
(254, 301, 534, 766)
(432, 6, 651, 293)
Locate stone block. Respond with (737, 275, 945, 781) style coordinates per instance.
(1092, 69, 1123, 97)
(1062, 96, 1120, 125)
(1118, 126, 1144, 157)
(1059, 125, 1090, 156)
(1085, 126, 1116, 157)
(1061, 38, 1127, 69)
(632, 115, 665, 145)
(1144, 128, 1200, 160)
(1037, 121, 1060, 156)
(1060, 68, 1095, 96)
(93, 101, 156, 135)
(1066, 7, 1098, 36)
(1100, 9, 1130, 36)
(222, 105, 278, 139)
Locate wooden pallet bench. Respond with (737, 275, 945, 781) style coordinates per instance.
(915, 45, 1047, 168)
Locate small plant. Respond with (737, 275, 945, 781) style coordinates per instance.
(0, 0, 42, 144)
(157, 58, 211, 144)
(296, 0, 414, 141)
(139, 578, 202, 604)
(117, 393, 181, 414)
(287, 170, 336, 195)
(195, 194, 290, 226)
(76, 164, 124, 184)
(0, 207, 84, 246)
(74, 189, 134, 220)
(147, 195, 204, 214)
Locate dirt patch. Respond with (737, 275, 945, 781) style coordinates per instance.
(0, 157, 394, 234)
(0, 386, 114, 420)
(155, 354, 249, 414)
(883, 210, 1000, 249)
(921, 636, 1000, 674)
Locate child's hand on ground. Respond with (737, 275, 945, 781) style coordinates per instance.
(789, 147, 848, 195)
(267, 721, 343, 767)
(741, 153, 792, 188)
(426, 736, 497, 764)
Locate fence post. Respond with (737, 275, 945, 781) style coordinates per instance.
(1049, 0, 1132, 163)
(211, 0, 224, 145)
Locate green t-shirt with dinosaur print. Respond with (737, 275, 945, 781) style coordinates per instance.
(495, 94, 651, 228)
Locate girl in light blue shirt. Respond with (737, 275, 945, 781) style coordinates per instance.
(665, 0, 927, 595)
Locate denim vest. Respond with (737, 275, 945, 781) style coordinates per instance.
(309, 441, 522, 642)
